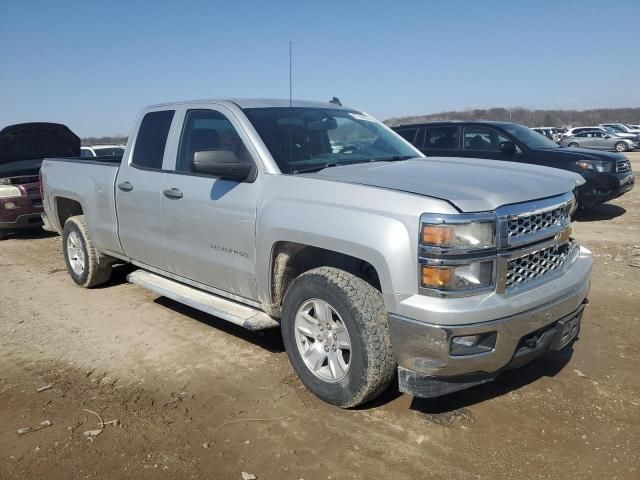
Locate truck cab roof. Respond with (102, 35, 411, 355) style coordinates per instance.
(146, 98, 354, 111)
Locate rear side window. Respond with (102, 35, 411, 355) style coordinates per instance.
(423, 126, 460, 150)
(131, 110, 175, 169)
(395, 127, 418, 143)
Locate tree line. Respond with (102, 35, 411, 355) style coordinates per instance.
(384, 107, 640, 127)
(81, 136, 128, 146)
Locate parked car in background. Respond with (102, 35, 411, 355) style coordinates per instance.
(561, 126, 607, 138)
(81, 145, 126, 158)
(0, 122, 80, 240)
(560, 130, 638, 152)
(392, 121, 635, 209)
(532, 127, 564, 142)
(600, 123, 640, 135)
(41, 99, 591, 407)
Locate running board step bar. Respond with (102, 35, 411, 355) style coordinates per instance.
(126, 270, 279, 331)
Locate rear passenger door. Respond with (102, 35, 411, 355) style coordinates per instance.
(159, 105, 262, 301)
(418, 126, 461, 156)
(116, 109, 177, 269)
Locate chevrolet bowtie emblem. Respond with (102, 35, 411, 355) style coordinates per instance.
(555, 225, 572, 243)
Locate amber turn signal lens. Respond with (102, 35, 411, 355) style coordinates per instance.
(421, 265, 453, 288)
(421, 225, 455, 245)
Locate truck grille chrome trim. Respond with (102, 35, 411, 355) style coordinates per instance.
(495, 192, 574, 249)
(505, 241, 578, 290)
(507, 205, 567, 238)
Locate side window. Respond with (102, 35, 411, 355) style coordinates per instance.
(463, 126, 501, 151)
(176, 109, 251, 173)
(131, 110, 175, 169)
(423, 126, 460, 150)
(576, 133, 586, 138)
(81, 148, 95, 158)
(395, 128, 418, 144)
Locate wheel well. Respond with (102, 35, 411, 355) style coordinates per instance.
(269, 241, 381, 315)
(55, 197, 83, 228)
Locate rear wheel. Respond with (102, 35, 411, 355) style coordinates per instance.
(281, 267, 396, 408)
(568, 142, 579, 148)
(615, 141, 628, 152)
(0, 230, 6, 240)
(62, 215, 113, 288)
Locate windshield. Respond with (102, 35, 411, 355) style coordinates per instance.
(501, 123, 560, 149)
(243, 107, 420, 173)
(92, 147, 125, 157)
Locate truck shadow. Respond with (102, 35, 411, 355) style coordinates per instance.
(100, 265, 285, 352)
(408, 346, 574, 414)
(153, 296, 286, 354)
(574, 203, 626, 222)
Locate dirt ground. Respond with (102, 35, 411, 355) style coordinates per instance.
(1, 153, 639, 480)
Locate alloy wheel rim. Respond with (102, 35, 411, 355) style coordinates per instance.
(294, 298, 352, 383)
(67, 231, 86, 275)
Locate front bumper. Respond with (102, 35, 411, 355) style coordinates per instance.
(0, 186, 43, 231)
(0, 212, 43, 231)
(388, 246, 592, 397)
(579, 170, 635, 207)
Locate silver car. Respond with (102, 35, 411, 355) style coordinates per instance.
(560, 130, 638, 152)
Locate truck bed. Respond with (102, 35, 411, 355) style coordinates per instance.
(44, 155, 122, 166)
(41, 156, 122, 255)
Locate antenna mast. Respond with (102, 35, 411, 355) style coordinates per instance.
(289, 41, 293, 107)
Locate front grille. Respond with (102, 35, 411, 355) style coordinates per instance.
(617, 160, 631, 173)
(507, 205, 568, 239)
(506, 241, 577, 289)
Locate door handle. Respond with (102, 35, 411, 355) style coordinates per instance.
(118, 181, 133, 192)
(163, 188, 183, 199)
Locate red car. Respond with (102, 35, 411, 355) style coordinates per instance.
(0, 123, 79, 239)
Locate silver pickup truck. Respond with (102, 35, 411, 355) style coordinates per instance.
(41, 99, 592, 407)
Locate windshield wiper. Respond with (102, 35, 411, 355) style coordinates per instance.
(291, 156, 414, 174)
(292, 163, 339, 174)
(368, 155, 415, 163)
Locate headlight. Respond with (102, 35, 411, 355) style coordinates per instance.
(420, 221, 494, 250)
(421, 262, 494, 291)
(576, 159, 611, 173)
(0, 185, 22, 198)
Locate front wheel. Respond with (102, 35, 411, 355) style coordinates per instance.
(615, 141, 628, 152)
(62, 215, 113, 288)
(568, 142, 579, 148)
(281, 267, 396, 408)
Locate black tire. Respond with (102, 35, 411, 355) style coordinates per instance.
(281, 267, 395, 408)
(568, 142, 579, 148)
(615, 141, 628, 152)
(0, 230, 6, 240)
(62, 215, 112, 288)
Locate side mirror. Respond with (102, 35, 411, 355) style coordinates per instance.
(192, 150, 253, 181)
(499, 141, 517, 156)
(603, 135, 610, 139)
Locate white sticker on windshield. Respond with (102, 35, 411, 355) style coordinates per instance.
(349, 112, 376, 122)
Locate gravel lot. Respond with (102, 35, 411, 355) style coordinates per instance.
(1, 153, 639, 480)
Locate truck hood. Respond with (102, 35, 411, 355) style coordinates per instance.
(308, 158, 584, 212)
(544, 146, 627, 162)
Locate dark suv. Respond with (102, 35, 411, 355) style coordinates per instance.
(393, 121, 635, 209)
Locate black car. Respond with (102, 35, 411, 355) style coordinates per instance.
(393, 121, 635, 209)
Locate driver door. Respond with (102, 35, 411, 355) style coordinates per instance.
(160, 105, 262, 301)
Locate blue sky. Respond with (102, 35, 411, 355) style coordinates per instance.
(1, 0, 639, 137)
